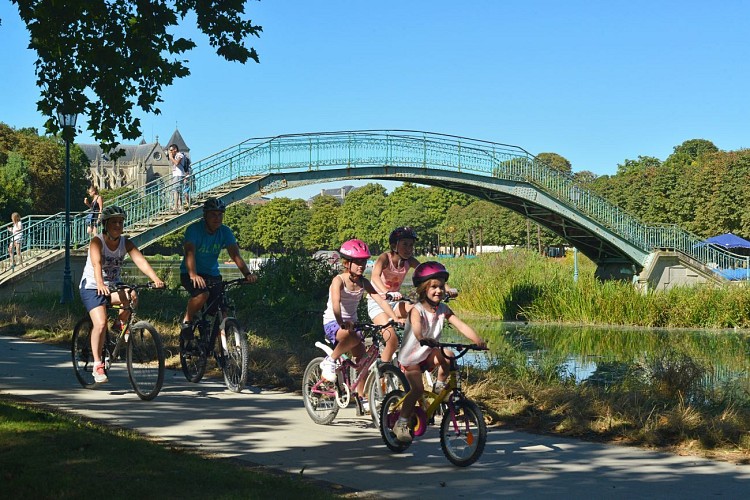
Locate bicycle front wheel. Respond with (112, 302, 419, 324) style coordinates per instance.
(440, 398, 487, 467)
(379, 389, 411, 453)
(126, 321, 165, 401)
(72, 317, 97, 388)
(367, 363, 408, 429)
(302, 357, 339, 425)
(218, 319, 248, 392)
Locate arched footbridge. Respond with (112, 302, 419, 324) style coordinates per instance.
(1, 130, 746, 295)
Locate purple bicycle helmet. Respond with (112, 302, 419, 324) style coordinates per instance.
(339, 239, 371, 260)
(389, 226, 418, 245)
(412, 261, 449, 286)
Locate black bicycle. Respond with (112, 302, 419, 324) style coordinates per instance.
(179, 277, 249, 392)
(72, 283, 165, 401)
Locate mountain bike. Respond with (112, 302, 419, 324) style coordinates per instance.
(179, 277, 249, 392)
(72, 283, 165, 401)
(379, 342, 488, 467)
(302, 320, 409, 426)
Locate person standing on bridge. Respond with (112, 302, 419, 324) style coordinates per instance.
(178, 197, 256, 343)
(7, 212, 23, 269)
(79, 206, 165, 384)
(168, 144, 186, 212)
(83, 185, 103, 236)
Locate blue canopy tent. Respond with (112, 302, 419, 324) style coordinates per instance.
(705, 233, 750, 250)
(703, 233, 750, 280)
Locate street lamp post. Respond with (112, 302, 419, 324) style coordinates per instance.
(57, 110, 78, 304)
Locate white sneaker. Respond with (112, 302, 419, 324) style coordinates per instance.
(93, 362, 108, 384)
(433, 380, 448, 393)
(320, 356, 337, 382)
(394, 418, 412, 442)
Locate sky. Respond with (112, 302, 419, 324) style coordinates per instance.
(1, 1, 749, 199)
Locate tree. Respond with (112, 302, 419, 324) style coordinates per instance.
(304, 195, 341, 251)
(536, 152, 572, 174)
(338, 183, 387, 252)
(667, 139, 719, 164)
(0, 152, 33, 220)
(251, 198, 308, 253)
(10, 1, 262, 149)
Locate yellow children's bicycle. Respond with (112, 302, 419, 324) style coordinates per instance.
(379, 342, 488, 467)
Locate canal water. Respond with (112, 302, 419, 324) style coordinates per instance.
(446, 320, 750, 402)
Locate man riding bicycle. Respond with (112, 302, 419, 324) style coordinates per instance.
(179, 197, 256, 342)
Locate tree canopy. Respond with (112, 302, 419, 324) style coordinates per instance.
(10, 0, 261, 149)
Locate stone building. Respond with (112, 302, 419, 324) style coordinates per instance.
(79, 129, 190, 190)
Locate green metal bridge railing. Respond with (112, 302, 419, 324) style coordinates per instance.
(3, 130, 747, 280)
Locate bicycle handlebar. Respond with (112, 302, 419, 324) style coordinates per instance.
(384, 291, 457, 303)
(418, 340, 488, 360)
(352, 319, 403, 338)
(112, 282, 166, 292)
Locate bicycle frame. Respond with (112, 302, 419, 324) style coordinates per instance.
(391, 343, 477, 437)
(193, 278, 242, 356)
(312, 327, 384, 411)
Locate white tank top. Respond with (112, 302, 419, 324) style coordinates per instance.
(80, 234, 127, 289)
(323, 275, 364, 324)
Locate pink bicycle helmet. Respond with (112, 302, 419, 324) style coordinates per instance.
(339, 239, 371, 260)
(412, 261, 449, 286)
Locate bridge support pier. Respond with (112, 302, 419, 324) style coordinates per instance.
(594, 260, 637, 283)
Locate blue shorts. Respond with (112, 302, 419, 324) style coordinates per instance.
(79, 279, 111, 312)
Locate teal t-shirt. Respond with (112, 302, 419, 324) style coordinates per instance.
(179, 220, 237, 276)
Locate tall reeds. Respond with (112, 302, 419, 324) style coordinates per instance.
(446, 249, 750, 329)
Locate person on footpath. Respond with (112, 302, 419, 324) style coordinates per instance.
(320, 239, 404, 404)
(168, 144, 186, 212)
(178, 197, 256, 342)
(78, 206, 165, 384)
(367, 226, 421, 363)
(392, 261, 486, 442)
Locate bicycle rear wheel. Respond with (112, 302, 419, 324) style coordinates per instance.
(367, 363, 408, 429)
(379, 389, 411, 452)
(126, 321, 165, 401)
(180, 329, 207, 383)
(440, 399, 487, 467)
(302, 357, 339, 425)
(72, 317, 97, 388)
(218, 319, 248, 392)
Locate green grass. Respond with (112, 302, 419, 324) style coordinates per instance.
(0, 395, 341, 499)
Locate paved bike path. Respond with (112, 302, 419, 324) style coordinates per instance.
(1, 334, 749, 499)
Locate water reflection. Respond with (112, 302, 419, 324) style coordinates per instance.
(459, 321, 750, 403)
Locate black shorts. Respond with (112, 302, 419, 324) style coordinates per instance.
(180, 273, 222, 297)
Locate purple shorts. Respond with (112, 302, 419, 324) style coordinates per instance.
(323, 321, 340, 344)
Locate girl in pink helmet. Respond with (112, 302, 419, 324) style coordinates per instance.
(367, 226, 421, 363)
(320, 239, 404, 390)
(392, 261, 486, 443)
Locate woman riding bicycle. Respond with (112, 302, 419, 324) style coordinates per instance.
(78, 205, 165, 384)
(320, 239, 403, 390)
(393, 261, 486, 442)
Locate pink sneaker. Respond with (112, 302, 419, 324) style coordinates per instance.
(93, 362, 108, 384)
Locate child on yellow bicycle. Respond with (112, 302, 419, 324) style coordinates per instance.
(320, 239, 403, 391)
(393, 261, 486, 442)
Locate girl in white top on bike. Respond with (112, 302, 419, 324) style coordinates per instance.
(320, 239, 403, 385)
(393, 261, 486, 442)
